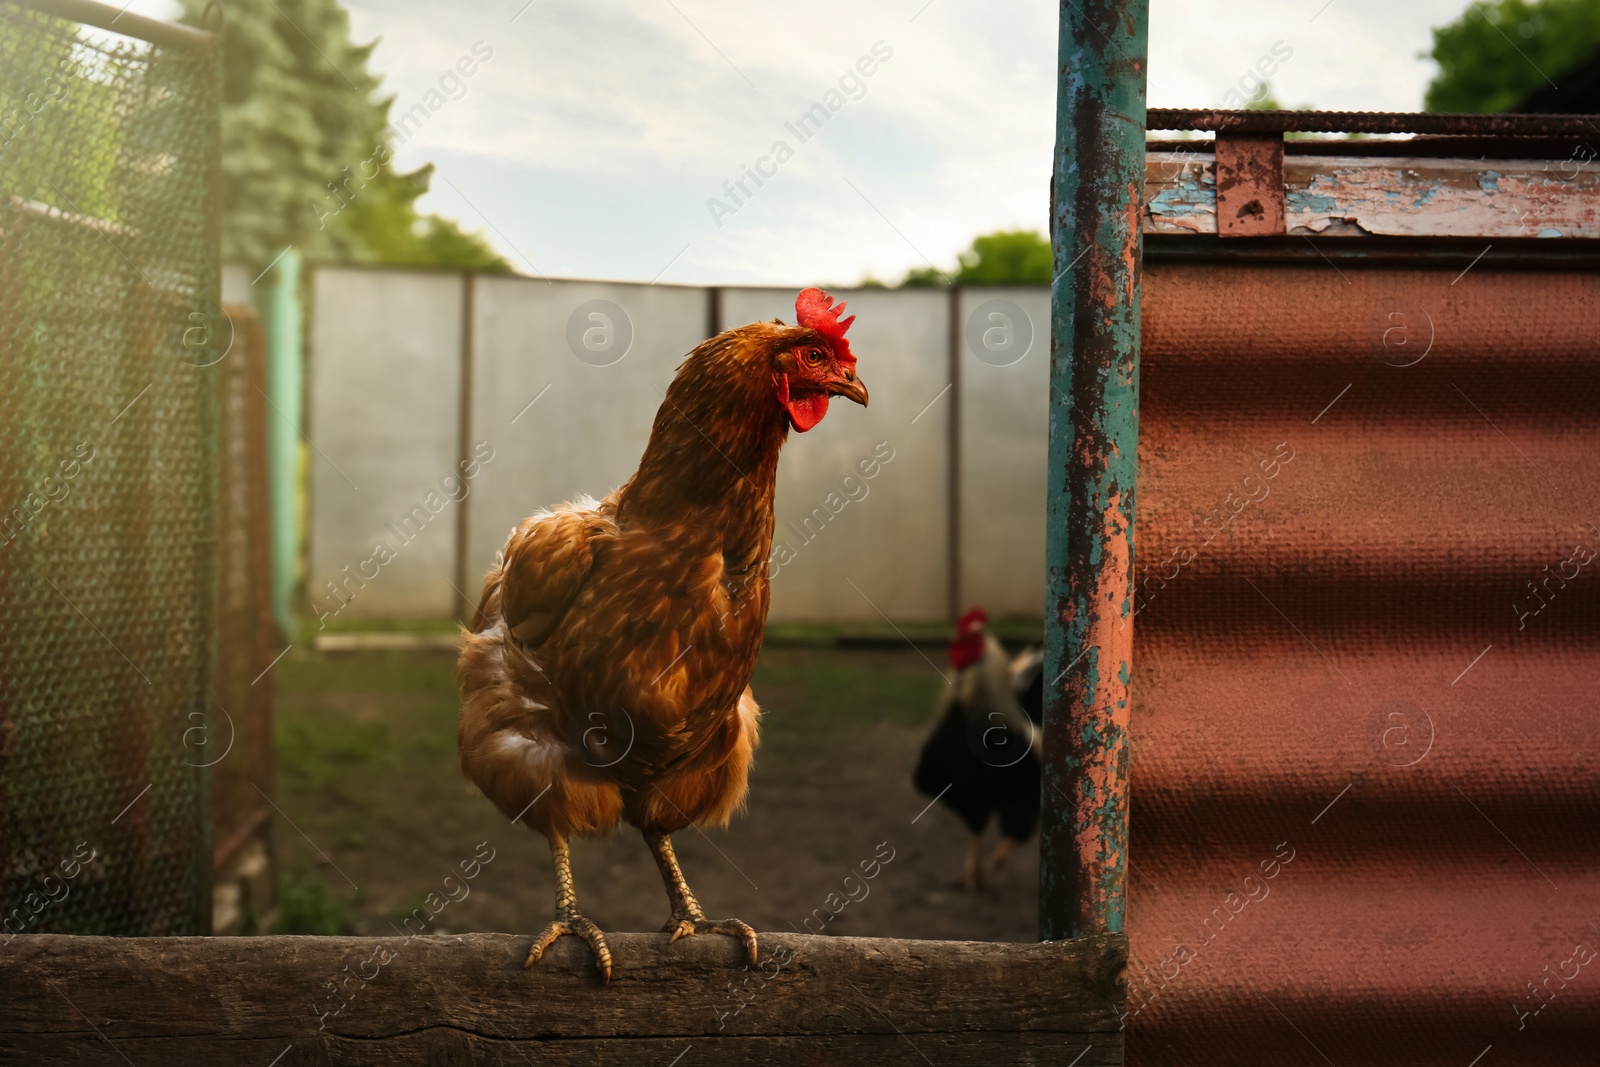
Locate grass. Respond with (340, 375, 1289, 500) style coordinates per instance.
(273, 869, 359, 935)
(754, 646, 945, 735)
(275, 652, 457, 799)
(272, 643, 946, 798)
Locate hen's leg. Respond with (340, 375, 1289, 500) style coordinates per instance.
(525, 833, 613, 982)
(644, 829, 757, 963)
(989, 836, 1018, 872)
(961, 832, 985, 890)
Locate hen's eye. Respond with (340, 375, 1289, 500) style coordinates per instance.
(803, 348, 823, 366)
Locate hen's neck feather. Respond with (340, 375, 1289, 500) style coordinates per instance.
(618, 324, 792, 530)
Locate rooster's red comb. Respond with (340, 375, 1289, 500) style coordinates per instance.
(795, 287, 855, 366)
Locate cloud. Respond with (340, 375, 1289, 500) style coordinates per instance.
(127, 0, 1465, 285)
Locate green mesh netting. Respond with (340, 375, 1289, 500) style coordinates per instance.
(0, 1, 221, 936)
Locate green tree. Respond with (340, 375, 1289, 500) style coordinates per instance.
(955, 230, 1053, 284)
(899, 229, 1053, 287)
(180, 0, 508, 271)
(1425, 0, 1600, 112)
(899, 264, 948, 287)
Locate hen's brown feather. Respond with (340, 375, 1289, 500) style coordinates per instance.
(490, 502, 614, 645)
(457, 320, 826, 842)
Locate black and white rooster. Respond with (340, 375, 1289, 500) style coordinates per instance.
(913, 608, 1045, 889)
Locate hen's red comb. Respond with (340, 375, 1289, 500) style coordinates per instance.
(795, 288, 855, 366)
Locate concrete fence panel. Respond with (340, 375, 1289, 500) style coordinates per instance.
(307, 267, 463, 621)
(957, 286, 1051, 618)
(306, 269, 1050, 625)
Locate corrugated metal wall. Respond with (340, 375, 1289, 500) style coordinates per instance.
(1127, 261, 1600, 1065)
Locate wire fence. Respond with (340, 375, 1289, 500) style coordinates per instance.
(0, 0, 223, 935)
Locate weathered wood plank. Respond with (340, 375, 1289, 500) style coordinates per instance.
(1, 932, 1125, 1065)
(0, 1032, 1125, 1067)
(1145, 151, 1600, 238)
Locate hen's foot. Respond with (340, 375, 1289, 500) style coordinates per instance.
(526, 911, 613, 983)
(662, 911, 758, 963)
(645, 828, 759, 964)
(957, 832, 987, 890)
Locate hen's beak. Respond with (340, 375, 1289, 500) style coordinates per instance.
(827, 369, 869, 407)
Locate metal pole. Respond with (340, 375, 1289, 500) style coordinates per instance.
(454, 272, 477, 624)
(946, 285, 961, 621)
(21, 0, 218, 50)
(261, 249, 303, 643)
(1040, 0, 1148, 941)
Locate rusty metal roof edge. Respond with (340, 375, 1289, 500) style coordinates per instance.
(1148, 136, 1600, 162)
(1143, 234, 1600, 268)
(1148, 108, 1600, 137)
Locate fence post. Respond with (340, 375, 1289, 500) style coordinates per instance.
(1040, 0, 1148, 941)
(454, 272, 478, 623)
(947, 285, 961, 621)
(261, 248, 303, 642)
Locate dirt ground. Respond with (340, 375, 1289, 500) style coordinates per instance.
(268, 643, 1041, 947)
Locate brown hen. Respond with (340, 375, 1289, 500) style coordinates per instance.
(457, 288, 867, 981)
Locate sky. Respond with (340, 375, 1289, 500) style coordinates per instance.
(132, 0, 1473, 285)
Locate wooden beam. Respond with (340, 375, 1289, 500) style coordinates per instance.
(1146, 152, 1600, 238)
(1, 932, 1126, 1065)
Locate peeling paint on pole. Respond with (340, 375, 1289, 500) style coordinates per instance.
(1041, 0, 1147, 941)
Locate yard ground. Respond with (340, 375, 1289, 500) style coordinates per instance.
(266, 637, 1042, 947)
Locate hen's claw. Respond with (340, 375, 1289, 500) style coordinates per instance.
(526, 912, 613, 983)
(663, 914, 759, 964)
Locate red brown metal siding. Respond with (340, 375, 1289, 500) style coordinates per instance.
(1128, 262, 1600, 1065)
